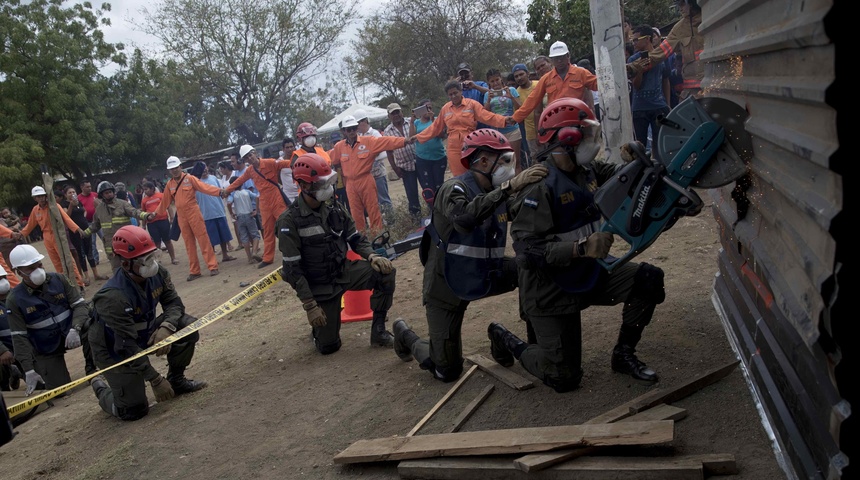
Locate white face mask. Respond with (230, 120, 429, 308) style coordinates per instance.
(0, 278, 10, 295)
(490, 153, 517, 186)
(303, 136, 317, 148)
(313, 185, 334, 202)
(26, 268, 47, 286)
(135, 254, 159, 278)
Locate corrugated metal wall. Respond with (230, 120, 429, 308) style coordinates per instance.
(698, 0, 848, 478)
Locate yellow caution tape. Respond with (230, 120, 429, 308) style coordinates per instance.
(6, 269, 284, 419)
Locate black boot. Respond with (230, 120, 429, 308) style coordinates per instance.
(393, 318, 419, 361)
(167, 371, 208, 395)
(370, 315, 394, 347)
(90, 375, 108, 399)
(488, 322, 525, 367)
(611, 344, 658, 384)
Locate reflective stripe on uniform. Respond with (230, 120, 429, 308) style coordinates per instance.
(283, 255, 302, 262)
(11, 330, 27, 336)
(28, 309, 72, 329)
(0, 329, 10, 337)
(70, 298, 86, 307)
(298, 226, 325, 237)
(446, 244, 505, 259)
(554, 221, 601, 242)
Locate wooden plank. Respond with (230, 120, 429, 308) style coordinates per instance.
(406, 364, 477, 437)
(511, 360, 739, 473)
(514, 404, 687, 472)
(333, 420, 673, 464)
(399, 454, 735, 479)
(448, 385, 494, 433)
(464, 354, 534, 390)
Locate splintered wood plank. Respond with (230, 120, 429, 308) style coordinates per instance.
(514, 404, 687, 472)
(407, 364, 478, 437)
(464, 354, 534, 390)
(448, 385, 494, 433)
(333, 420, 673, 464)
(399, 454, 736, 479)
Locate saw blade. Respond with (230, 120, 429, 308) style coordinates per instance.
(656, 97, 753, 188)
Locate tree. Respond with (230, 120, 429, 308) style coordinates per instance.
(141, 0, 358, 145)
(347, 0, 538, 108)
(0, 0, 125, 206)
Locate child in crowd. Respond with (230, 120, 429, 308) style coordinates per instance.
(226, 177, 262, 264)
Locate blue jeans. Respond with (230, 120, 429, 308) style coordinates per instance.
(375, 174, 392, 210)
(633, 107, 670, 160)
(415, 157, 447, 205)
(91, 231, 102, 264)
(400, 169, 422, 216)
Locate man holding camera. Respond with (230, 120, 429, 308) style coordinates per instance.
(456, 62, 489, 104)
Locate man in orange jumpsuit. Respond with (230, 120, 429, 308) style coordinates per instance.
(512, 41, 598, 127)
(155, 156, 221, 281)
(19, 186, 85, 288)
(222, 145, 291, 269)
(0, 224, 21, 287)
(328, 115, 413, 234)
(414, 81, 512, 177)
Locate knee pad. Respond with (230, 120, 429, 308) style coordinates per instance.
(316, 338, 342, 355)
(631, 263, 666, 305)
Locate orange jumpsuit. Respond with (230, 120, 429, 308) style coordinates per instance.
(329, 136, 406, 233)
(512, 66, 598, 124)
(225, 158, 291, 264)
(414, 98, 507, 177)
(156, 173, 221, 276)
(19, 204, 84, 287)
(0, 224, 21, 287)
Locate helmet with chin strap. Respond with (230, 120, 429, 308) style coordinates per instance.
(113, 225, 158, 260)
(460, 129, 513, 171)
(292, 153, 333, 183)
(537, 97, 596, 145)
(296, 122, 318, 139)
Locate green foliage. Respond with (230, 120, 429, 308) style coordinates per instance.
(0, 0, 124, 206)
(141, 0, 359, 145)
(347, 0, 539, 108)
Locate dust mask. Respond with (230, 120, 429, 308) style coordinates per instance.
(26, 268, 47, 286)
(0, 278, 10, 295)
(313, 185, 334, 202)
(135, 253, 159, 278)
(303, 136, 317, 148)
(490, 152, 517, 187)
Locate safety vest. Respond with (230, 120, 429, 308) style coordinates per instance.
(98, 272, 165, 360)
(544, 165, 603, 293)
(427, 172, 508, 301)
(0, 300, 12, 351)
(9, 274, 73, 354)
(290, 204, 348, 285)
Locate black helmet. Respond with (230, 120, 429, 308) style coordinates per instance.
(97, 181, 115, 198)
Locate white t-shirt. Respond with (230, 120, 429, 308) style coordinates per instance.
(280, 168, 300, 202)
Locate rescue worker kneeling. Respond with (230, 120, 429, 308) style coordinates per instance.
(277, 153, 396, 354)
(392, 129, 548, 382)
(89, 226, 206, 421)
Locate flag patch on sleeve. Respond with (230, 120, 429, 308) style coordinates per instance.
(524, 198, 539, 208)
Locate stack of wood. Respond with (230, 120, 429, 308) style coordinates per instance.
(334, 357, 742, 479)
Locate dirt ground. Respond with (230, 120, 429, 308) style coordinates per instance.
(1, 177, 786, 480)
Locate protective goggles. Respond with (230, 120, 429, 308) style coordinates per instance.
(310, 171, 338, 191)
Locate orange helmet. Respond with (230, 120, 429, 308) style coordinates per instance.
(292, 153, 333, 183)
(296, 122, 318, 139)
(537, 97, 596, 144)
(460, 128, 513, 170)
(113, 225, 157, 259)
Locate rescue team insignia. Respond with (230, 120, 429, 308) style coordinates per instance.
(524, 198, 539, 208)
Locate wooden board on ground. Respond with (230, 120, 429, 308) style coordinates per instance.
(448, 384, 494, 433)
(333, 420, 673, 464)
(464, 354, 534, 390)
(514, 404, 687, 472)
(398, 453, 737, 480)
(407, 364, 477, 437)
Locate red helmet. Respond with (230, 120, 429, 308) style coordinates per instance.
(112, 225, 157, 259)
(460, 128, 513, 170)
(296, 122, 318, 139)
(292, 153, 333, 183)
(538, 97, 596, 144)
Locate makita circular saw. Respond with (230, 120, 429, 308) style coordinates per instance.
(593, 96, 754, 272)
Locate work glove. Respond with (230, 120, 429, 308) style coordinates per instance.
(24, 370, 44, 396)
(303, 300, 327, 328)
(147, 325, 175, 357)
(368, 253, 393, 274)
(505, 165, 549, 193)
(0, 350, 13, 366)
(150, 375, 175, 402)
(573, 232, 614, 259)
(65, 328, 81, 349)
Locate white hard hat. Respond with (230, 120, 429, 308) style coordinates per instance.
(31, 186, 47, 197)
(239, 144, 255, 159)
(549, 40, 570, 57)
(352, 109, 368, 122)
(341, 115, 359, 128)
(10, 244, 45, 269)
(166, 156, 182, 169)
(0, 264, 6, 277)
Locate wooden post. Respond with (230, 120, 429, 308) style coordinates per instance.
(40, 166, 78, 288)
(589, 0, 635, 164)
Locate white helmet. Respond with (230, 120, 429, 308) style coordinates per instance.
(0, 264, 6, 277)
(352, 109, 368, 122)
(340, 115, 359, 128)
(238, 144, 255, 159)
(31, 186, 47, 197)
(166, 156, 182, 169)
(10, 244, 45, 269)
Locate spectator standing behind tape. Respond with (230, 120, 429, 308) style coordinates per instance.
(88, 225, 207, 421)
(354, 109, 394, 219)
(140, 182, 179, 266)
(192, 162, 237, 264)
(410, 99, 447, 208)
(383, 103, 423, 219)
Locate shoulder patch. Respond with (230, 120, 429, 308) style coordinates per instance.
(523, 198, 539, 209)
(452, 185, 465, 193)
